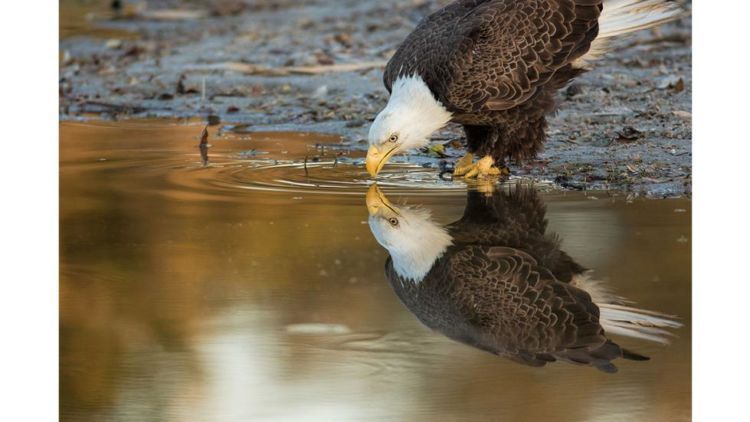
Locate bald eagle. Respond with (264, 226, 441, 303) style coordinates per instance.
(365, 0, 684, 178)
(366, 183, 681, 372)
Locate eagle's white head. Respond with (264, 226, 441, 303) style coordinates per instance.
(366, 184, 452, 282)
(366, 75, 453, 176)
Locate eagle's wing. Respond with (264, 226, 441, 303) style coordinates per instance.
(446, 245, 623, 371)
(447, 186, 586, 282)
(457, 0, 602, 111)
(383, 2, 469, 94)
(385, 0, 602, 112)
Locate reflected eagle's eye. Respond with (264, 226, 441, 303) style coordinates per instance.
(388, 134, 399, 143)
(388, 217, 399, 227)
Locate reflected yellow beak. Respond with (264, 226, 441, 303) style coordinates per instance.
(365, 145, 397, 177)
(366, 183, 398, 217)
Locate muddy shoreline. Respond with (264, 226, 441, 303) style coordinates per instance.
(60, 0, 692, 197)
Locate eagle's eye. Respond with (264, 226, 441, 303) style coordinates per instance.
(388, 134, 399, 143)
(388, 217, 399, 227)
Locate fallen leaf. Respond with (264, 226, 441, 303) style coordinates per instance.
(672, 110, 691, 120)
(427, 144, 448, 158)
(315, 51, 335, 65)
(211, 0, 247, 16)
(657, 75, 685, 91)
(105, 39, 122, 49)
(333, 33, 352, 48)
(616, 126, 643, 142)
(672, 78, 685, 92)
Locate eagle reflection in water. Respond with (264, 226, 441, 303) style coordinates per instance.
(365, 183, 680, 373)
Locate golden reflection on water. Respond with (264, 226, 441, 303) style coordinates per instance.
(60, 0, 139, 40)
(60, 120, 690, 421)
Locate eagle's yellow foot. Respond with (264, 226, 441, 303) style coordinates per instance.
(453, 154, 507, 179)
(452, 152, 475, 176)
(470, 179, 498, 196)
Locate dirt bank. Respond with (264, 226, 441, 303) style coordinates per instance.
(60, 0, 692, 197)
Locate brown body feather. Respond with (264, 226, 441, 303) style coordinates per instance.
(384, 0, 683, 165)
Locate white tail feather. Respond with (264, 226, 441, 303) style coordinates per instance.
(572, 273, 683, 344)
(573, 0, 686, 68)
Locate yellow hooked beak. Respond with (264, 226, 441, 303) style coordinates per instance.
(365, 145, 398, 177)
(366, 183, 399, 217)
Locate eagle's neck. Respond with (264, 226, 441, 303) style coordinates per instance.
(384, 75, 453, 149)
(389, 219, 453, 283)
(391, 243, 450, 284)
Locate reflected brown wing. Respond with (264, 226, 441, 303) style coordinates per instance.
(446, 245, 609, 365)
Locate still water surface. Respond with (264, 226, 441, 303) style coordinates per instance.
(60, 120, 690, 421)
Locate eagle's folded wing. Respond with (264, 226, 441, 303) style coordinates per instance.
(450, 0, 602, 111)
(447, 245, 609, 363)
(384, 0, 602, 112)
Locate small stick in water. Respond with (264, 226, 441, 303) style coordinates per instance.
(199, 125, 209, 166)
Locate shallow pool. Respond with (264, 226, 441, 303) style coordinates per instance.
(60, 120, 691, 421)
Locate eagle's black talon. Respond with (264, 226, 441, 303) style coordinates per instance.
(438, 159, 454, 173)
(439, 171, 454, 181)
(438, 159, 455, 180)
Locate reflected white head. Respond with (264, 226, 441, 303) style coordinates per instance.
(365, 75, 452, 176)
(366, 184, 452, 282)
